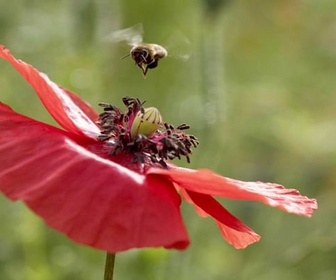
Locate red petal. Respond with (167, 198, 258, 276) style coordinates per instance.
(60, 86, 99, 125)
(0, 103, 189, 252)
(148, 168, 317, 217)
(0, 45, 99, 139)
(182, 190, 260, 249)
(178, 188, 209, 218)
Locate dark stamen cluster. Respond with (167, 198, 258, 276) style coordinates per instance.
(96, 97, 143, 142)
(159, 123, 199, 164)
(96, 97, 199, 168)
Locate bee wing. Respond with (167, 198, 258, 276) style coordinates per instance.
(164, 30, 192, 61)
(104, 23, 144, 46)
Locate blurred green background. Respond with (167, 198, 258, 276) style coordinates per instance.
(1, 0, 335, 279)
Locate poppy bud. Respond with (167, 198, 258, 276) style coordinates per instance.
(130, 107, 162, 138)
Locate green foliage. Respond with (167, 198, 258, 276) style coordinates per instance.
(1, 0, 335, 279)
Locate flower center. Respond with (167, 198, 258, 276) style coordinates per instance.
(96, 97, 199, 168)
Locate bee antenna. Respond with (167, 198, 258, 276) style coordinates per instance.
(121, 53, 131, 59)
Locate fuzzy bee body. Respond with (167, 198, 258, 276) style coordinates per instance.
(130, 43, 168, 76)
(106, 23, 189, 77)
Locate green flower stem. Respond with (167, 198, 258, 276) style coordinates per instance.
(104, 252, 116, 280)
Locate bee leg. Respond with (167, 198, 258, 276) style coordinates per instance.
(142, 65, 149, 78)
(134, 61, 146, 76)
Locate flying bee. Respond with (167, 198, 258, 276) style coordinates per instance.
(105, 24, 191, 77)
(126, 43, 168, 77)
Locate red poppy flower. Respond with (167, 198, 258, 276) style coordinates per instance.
(0, 45, 317, 251)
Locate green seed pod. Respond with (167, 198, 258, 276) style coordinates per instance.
(130, 107, 162, 138)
